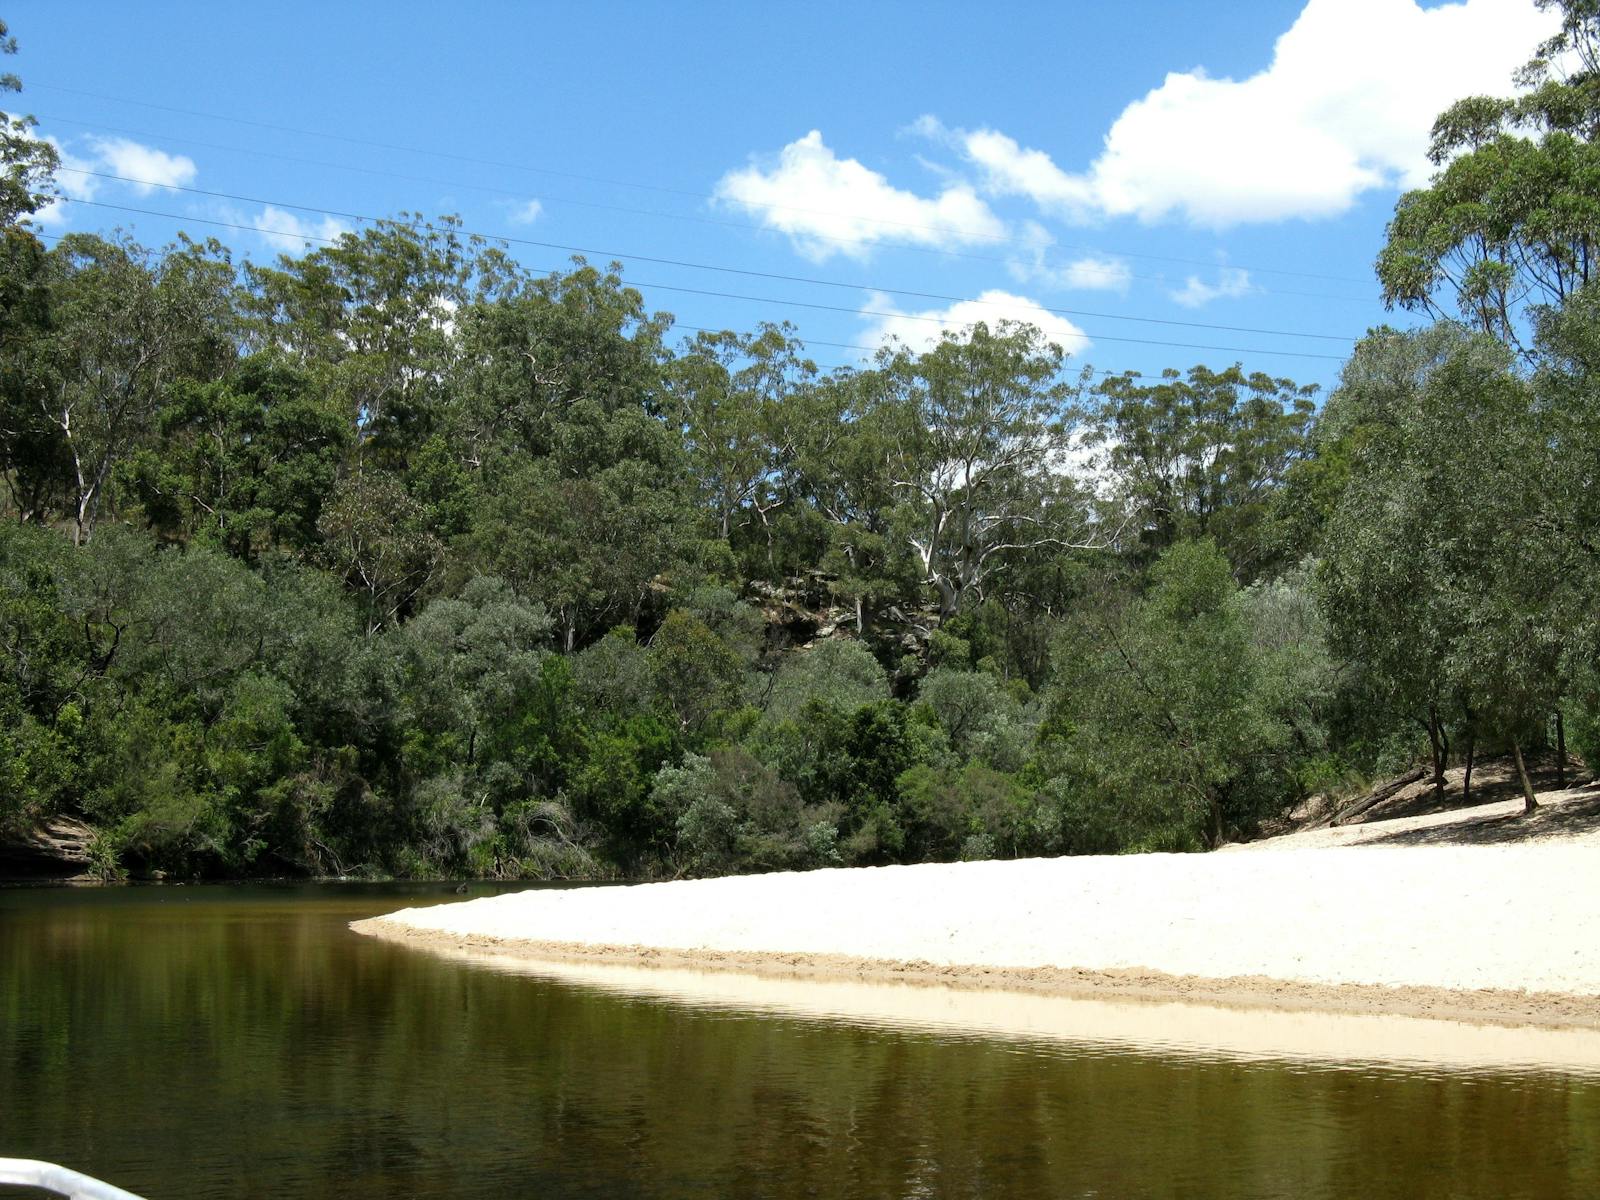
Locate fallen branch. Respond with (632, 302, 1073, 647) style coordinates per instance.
(1329, 766, 1429, 827)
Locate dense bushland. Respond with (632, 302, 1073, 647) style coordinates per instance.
(5, 7, 1600, 879)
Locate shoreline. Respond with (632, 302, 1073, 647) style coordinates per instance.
(350, 791, 1600, 1040)
(351, 916, 1600, 1031)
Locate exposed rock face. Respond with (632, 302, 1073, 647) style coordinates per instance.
(0, 816, 98, 880)
(747, 573, 939, 655)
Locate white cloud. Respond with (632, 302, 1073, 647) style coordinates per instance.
(30, 135, 99, 227)
(30, 131, 197, 227)
(938, 0, 1556, 227)
(714, 129, 1007, 260)
(252, 205, 350, 252)
(1170, 267, 1255, 308)
(507, 199, 543, 225)
(1056, 255, 1133, 292)
(860, 289, 1090, 357)
(87, 136, 196, 194)
(1005, 221, 1131, 292)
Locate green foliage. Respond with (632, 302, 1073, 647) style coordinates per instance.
(916, 667, 1036, 772)
(1039, 541, 1294, 850)
(880, 321, 1095, 617)
(20, 52, 1599, 880)
(1377, 1, 1600, 349)
(1318, 326, 1570, 793)
(649, 608, 745, 735)
(654, 748, 838, 877)
(763, 638, 889, 722)
(1093, 365, 1317, 579)
(124, 355, 349, 558)
(0, 20, 59, 229)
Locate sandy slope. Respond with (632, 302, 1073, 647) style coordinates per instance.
(355, 787, 1600, 1029)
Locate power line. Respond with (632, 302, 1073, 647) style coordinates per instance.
(671, 324, 1131, 377)
(30, 81, 1376, 288)
(29, 108, 1379, 306)
(53, 168, 1359, 345)
(31, 225, 1324, 374)
(24, 229, 1198, 375)
(52, 196, 1350, 363)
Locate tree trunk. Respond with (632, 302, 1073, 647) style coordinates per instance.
(1557, 712, 1567, 788)
(1462, 730, 1475, 805)
(1511, 739, 1539, 815)
(1426, 704, 1447, 796)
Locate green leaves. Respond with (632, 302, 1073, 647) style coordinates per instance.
(1379, 5, 1600, 346)
(1318, 324, 1574, 781)
(1092, 364, 1316, 579)
(1041, 540, 1293, 850)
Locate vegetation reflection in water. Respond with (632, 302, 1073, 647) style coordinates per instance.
(3, 885, 1598, 1200)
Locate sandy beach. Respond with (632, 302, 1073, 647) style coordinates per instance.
(354, 785, 1600, 1031)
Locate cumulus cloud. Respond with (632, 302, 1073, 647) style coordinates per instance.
(859, 289, 1090, 357)
(933, 0, 1556, 227)
(87, 136, 197, 193)
(507, 199, 543, 225)
(30, 131, 197, 227)
(714, 130, 1007, 260)
(1170, 267, 1255, 308)
(253, 205, 350, 252)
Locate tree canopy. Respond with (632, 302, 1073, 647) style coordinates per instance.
(5, 9, 1600, 881)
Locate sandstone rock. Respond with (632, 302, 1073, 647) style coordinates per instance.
(0, 816, 99, 880)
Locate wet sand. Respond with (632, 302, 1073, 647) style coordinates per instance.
(353, 917, 1600, 1031)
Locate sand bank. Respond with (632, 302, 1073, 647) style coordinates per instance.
(355, 826, 1600, 1031)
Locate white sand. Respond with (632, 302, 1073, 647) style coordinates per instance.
(365, 837, 1600, 997)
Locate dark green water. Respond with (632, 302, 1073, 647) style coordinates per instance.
(2, 885, 1597, 1199)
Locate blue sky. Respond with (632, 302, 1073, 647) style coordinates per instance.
(6, 0, 1558, 392)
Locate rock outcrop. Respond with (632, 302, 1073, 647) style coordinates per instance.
(0, 816, 99, 880)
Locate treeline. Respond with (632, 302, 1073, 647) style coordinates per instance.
(4, 8, 1600, 879)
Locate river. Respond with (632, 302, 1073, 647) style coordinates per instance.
(2, 883, 1597, 1198)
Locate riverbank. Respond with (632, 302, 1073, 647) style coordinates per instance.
(354, 784, 1600, 1030)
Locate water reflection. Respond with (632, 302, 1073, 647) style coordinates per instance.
(398, 940, 1600, 1080)
(2, 885, 1597, 1200)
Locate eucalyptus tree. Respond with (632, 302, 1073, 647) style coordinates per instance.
(1318, 326, 1567, 810)
(1377, 0, 1600, 351)
(880, 321, 1102, 620)
(457, 261, 686, 650)
(792, 366, 914, 631)
(763, 638, 890, 723)
(14, 233, 238, 544)
(471, 449, 689, 652)
(648, 608, 745, 736)
(454, 259, 671, 467)
(317, 470, 444, 634)
(1041, 539, 1289, 850)
(1093, 364, 1316, 580)
(668, 322, 817, 563)
(399, 576, 553, 780)
(124, 354, 349, 559)
(243, 217, 487, 470)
